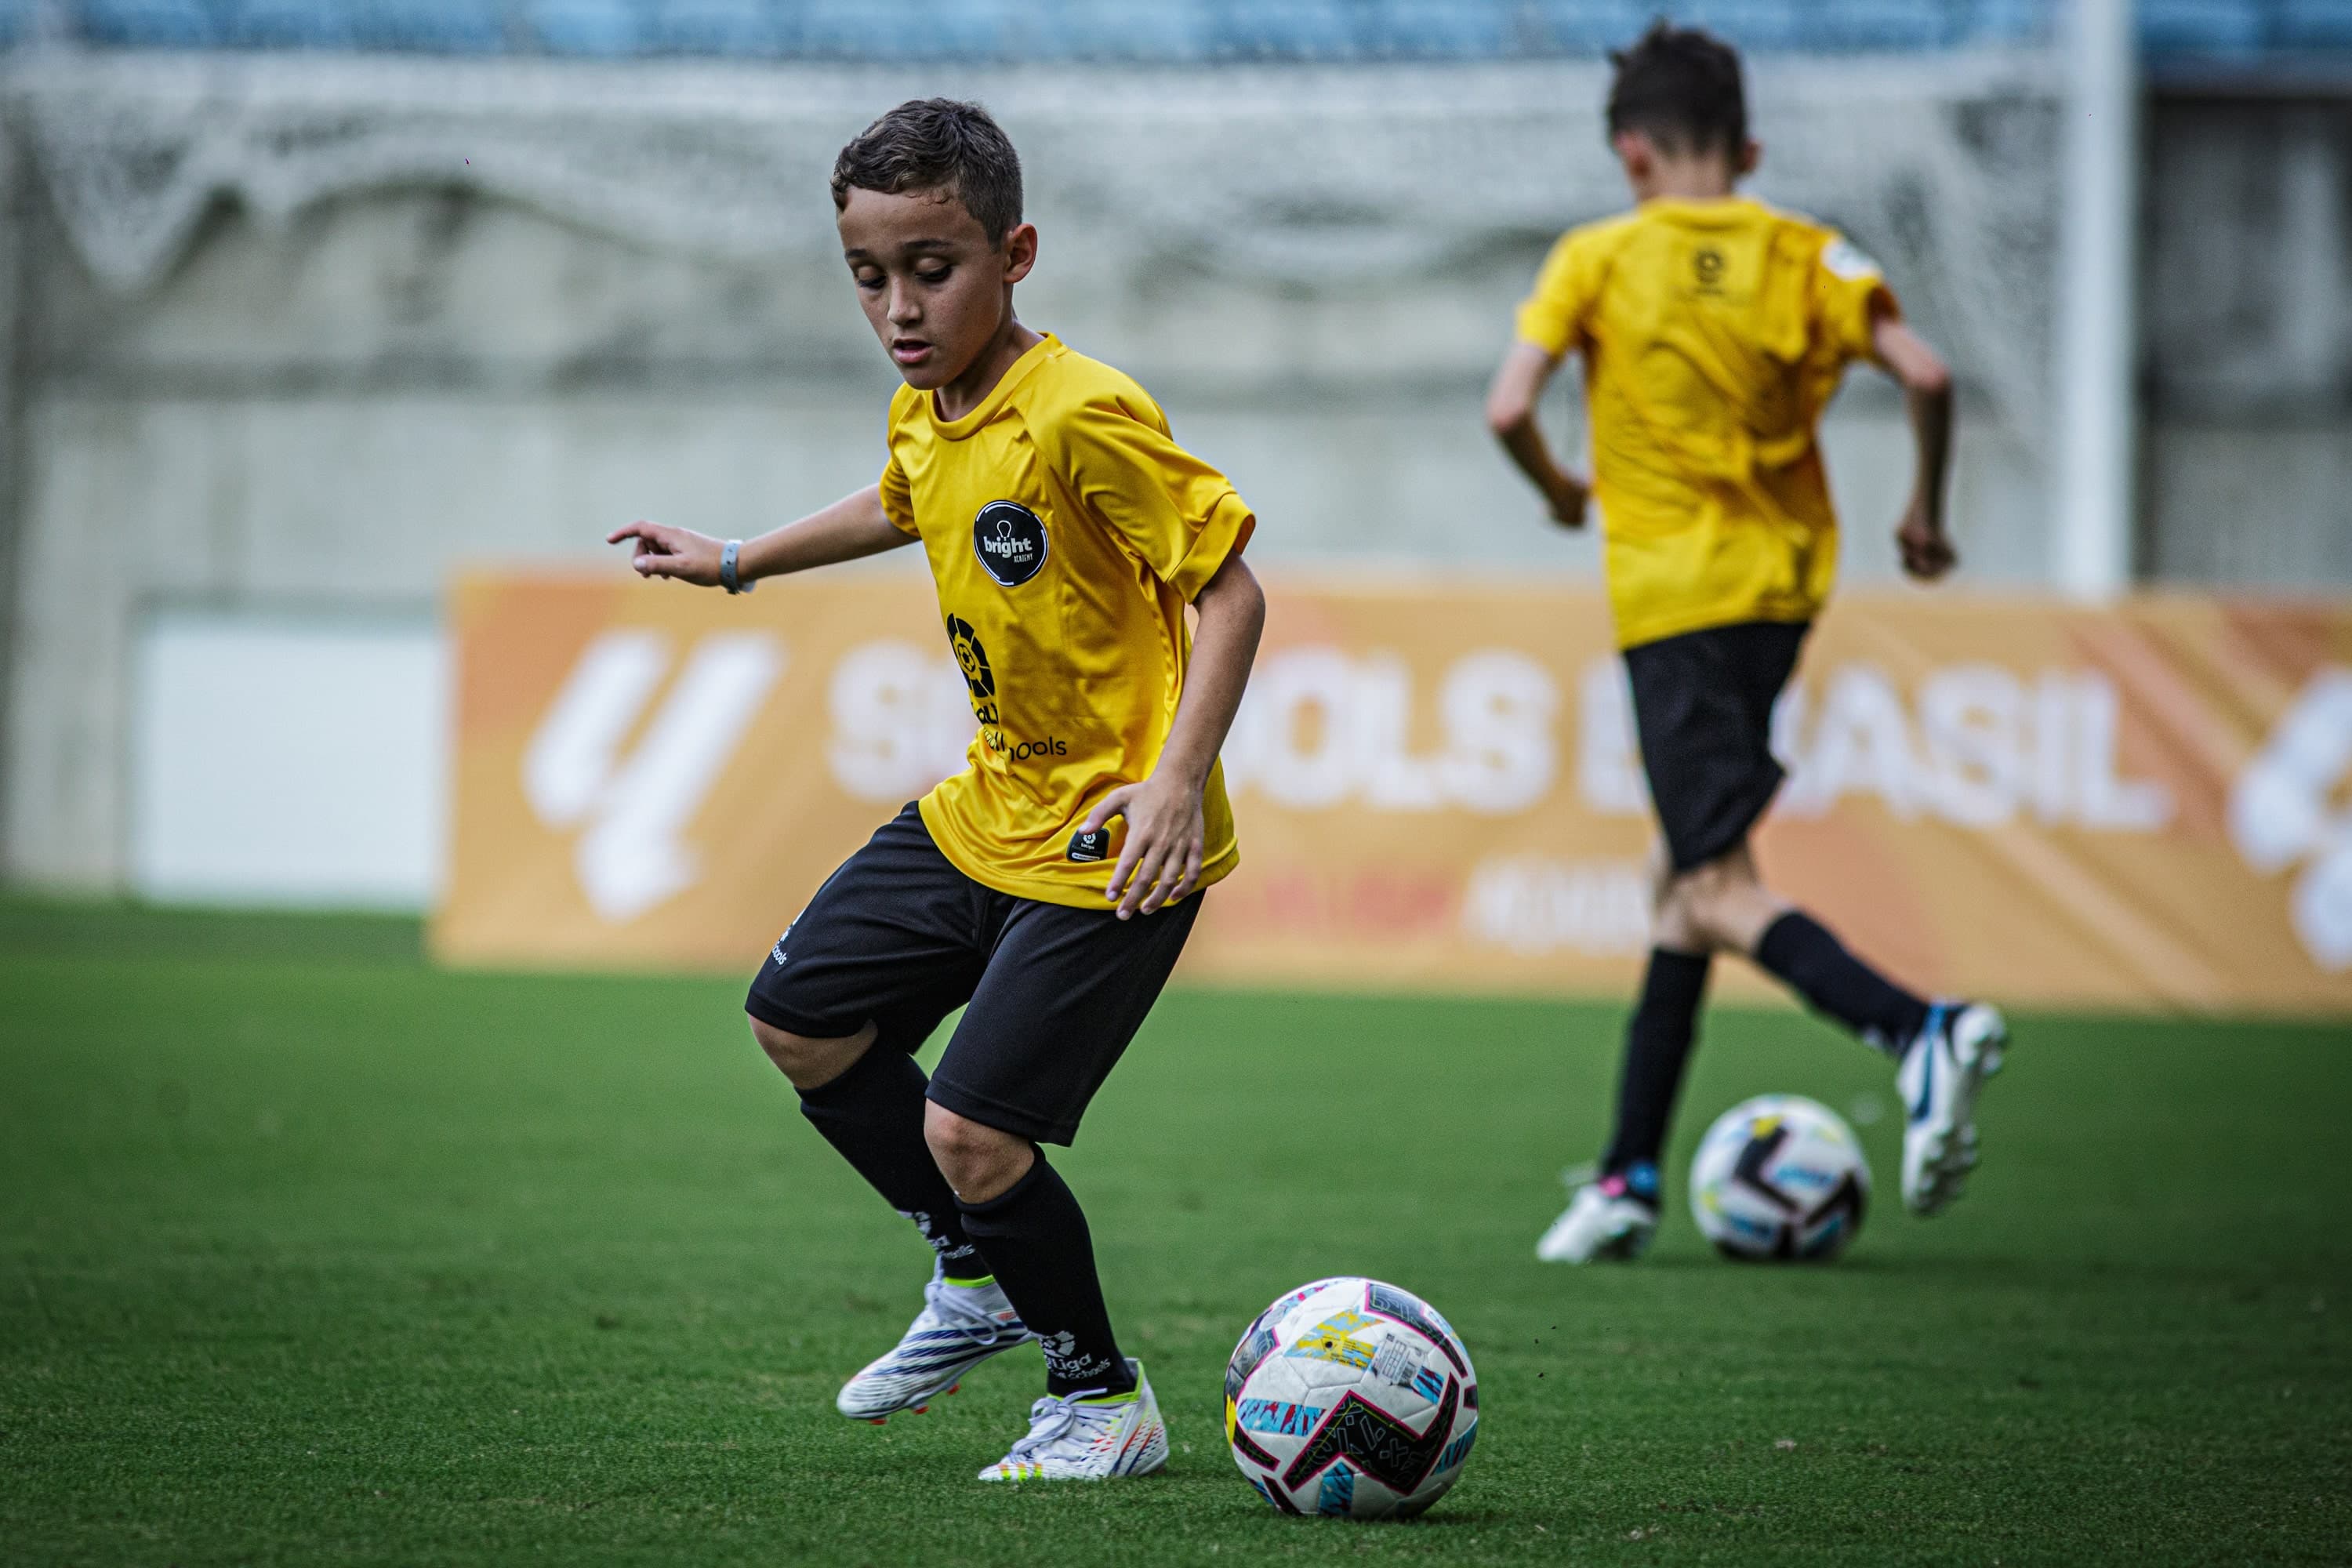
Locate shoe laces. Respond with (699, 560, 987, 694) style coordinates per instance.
(923, 1276, 1018, 1348)
(1006, 1393, 1089, 1461)
(1005, 1387, 1123, 1463)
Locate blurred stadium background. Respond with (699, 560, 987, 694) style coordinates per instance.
(0, 0, 2346, 914)
(6, 8, 2352, 1563)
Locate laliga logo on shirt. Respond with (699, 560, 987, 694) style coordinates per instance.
(2229, 669, 2352, 971)
(523, 630, 786, 922)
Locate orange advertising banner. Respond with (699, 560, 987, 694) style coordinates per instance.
(437, 572, 2352, 1013)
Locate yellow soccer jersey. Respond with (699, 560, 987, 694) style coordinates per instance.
(1515, 196, 1896, 649)
(877, 333, 1255, 909)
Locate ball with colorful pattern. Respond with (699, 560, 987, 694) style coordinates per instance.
(1689, 1094, 1872, 1261)
(1224, 1276, 1479, 1519)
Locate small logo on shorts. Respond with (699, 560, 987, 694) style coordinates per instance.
(770, 941, 787, 965)
(1067, 828, 1111, 863)
(972, 500, 1048, 588)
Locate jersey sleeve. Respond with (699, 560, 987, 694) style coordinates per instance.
(1513, 228, 1604, 357)
(877, 448, 917, 535)
(1053, 396, 1256, 601)
(876, 389, 920, 535)
(1813, 231, 1900, 364)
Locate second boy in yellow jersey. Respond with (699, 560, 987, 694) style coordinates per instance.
(610, 100, 1265, 1482)
(1512, 193, 1893, 648)
(1486, 24, 2008, 1265)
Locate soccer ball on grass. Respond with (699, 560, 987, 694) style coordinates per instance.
(1224, 1276, 1479, 1519)
(1689, 1094, 1870, 1261)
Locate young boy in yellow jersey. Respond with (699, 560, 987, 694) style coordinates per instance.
(1485, 24, 2008, 1263)
(609, 100, 1265, 1476)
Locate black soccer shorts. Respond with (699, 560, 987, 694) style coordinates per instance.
(1621, 619, 1810, 875)
(742, 803, 1201, 1145)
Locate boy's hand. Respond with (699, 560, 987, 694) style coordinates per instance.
(608, 520, 724, 586)
(1896, 503, 1957, 581)
(1546, 472, 1591, 530)
(1081, 771, 1207, 920)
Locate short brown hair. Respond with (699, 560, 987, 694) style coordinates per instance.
(1606, 21, 1748, 158)
(831, 98, 1024, 245)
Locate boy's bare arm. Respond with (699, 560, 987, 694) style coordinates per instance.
(1485, 342, 1590, 528)
(607, 485, 914, 586)
(1082, 553, 1266, 920)
(1871, 316, 1958, 582)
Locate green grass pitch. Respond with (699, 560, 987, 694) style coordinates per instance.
(2, 899, 2347, 1566)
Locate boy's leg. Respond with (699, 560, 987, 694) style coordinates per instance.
(1543, 627, 1809, 1262)
(1541, 935, 1711, 1263)
(1666, 841, 1929, 1056)
(1672, 844, 2007, 1214)
(742, 805, 1027, 1419)
(1611, 623, 2005, 1222)
(919, 889, 1199, 1480)
(1598, 944, 1713, 1183)
(1751, 906, 1929, 1053)
(931, 1112, 1127, 1396)
(923, 890, 1201, 1401)
(746, 806, 992, 1272)
(759, 1018, 987, 1277)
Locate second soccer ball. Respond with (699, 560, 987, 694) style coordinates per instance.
(1690, 1094, 1871, 1261)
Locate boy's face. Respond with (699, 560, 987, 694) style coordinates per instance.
(837, 185, 1037, 392)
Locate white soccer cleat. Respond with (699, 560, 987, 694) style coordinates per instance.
(976, 1359, 1169, 1482)
(1897, 1001, 2009, 1215)
(836, 1269, 1033, 1423)
(1535, 1173, 1659, 1263)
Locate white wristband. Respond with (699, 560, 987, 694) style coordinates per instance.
(720, 539, 752, 594)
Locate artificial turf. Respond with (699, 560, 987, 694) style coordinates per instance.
(2, 900, 2347, 1566)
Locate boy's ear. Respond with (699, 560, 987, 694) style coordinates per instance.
(1002, 222, 1039, 285)
(1610, 129, 1653, 177)
(1737, 138, 1762, 179)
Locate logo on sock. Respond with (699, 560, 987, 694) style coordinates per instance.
(899, 1209, 980, 1266)
(1039, 1330, 1116, 1385)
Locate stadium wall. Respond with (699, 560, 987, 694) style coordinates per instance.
(2143, 92, 2352, 586)
(0, 55, 2345, 902)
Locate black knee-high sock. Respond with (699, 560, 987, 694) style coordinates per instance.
(795, 1047, 988, 1279)
(1754, 910, 1930, 1054)
(957, 1154, 1134, 1399)
(1600, 948, 1711, 1187)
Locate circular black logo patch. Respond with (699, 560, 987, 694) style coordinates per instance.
(972, 500, 1049, 588)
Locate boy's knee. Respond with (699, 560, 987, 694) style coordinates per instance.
(1669, 848, 1784, 954)
(923, 1102, 1032, 1203)
(1653, 851, 1750, 951)
(1650, 878, 1707, 952)
(750, 1015, 875, 1091)
(1675, 866, 1726, 929)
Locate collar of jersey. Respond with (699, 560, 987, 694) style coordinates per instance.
(1637, 194, 1766, 227)
(927, 332, 1061, 440)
